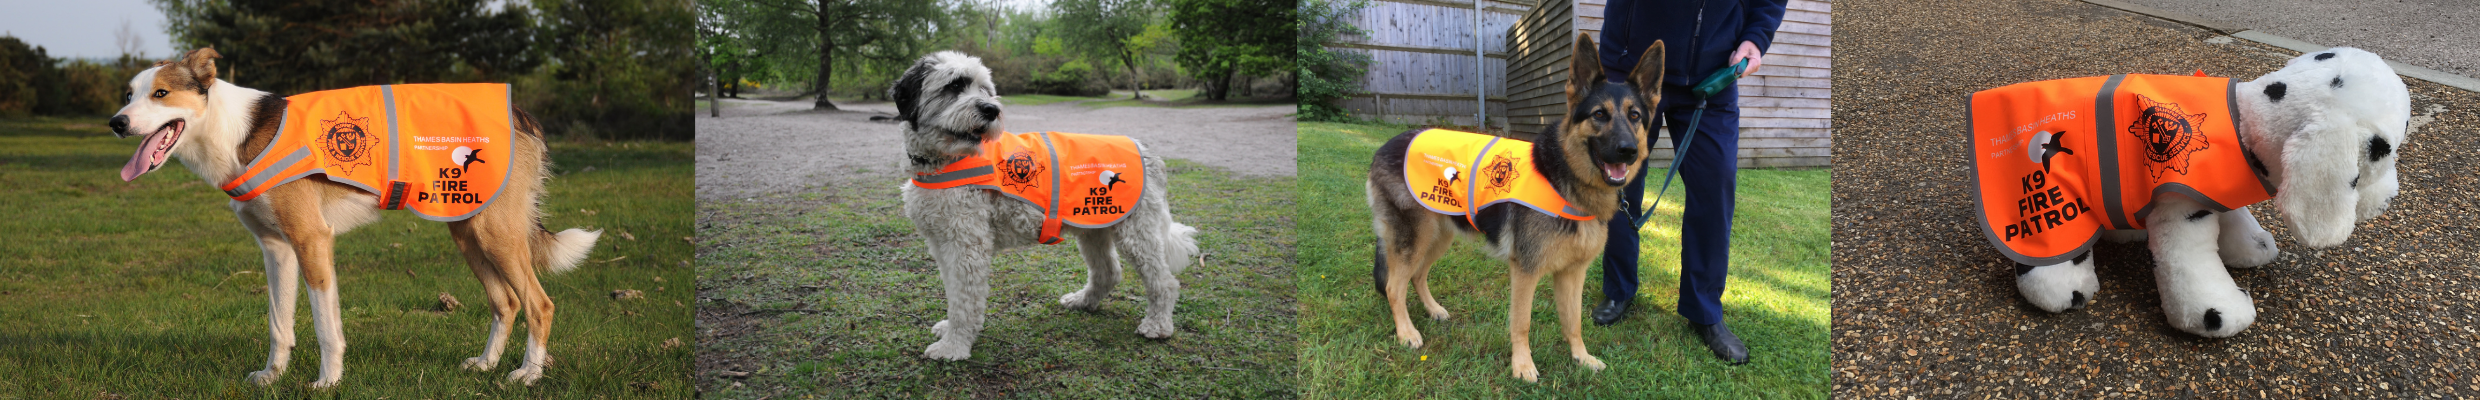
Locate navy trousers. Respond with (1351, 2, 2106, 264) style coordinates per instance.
(1600, 84, 1738, 326)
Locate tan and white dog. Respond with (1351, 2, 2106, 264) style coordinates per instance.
(108, 47, 600, 387)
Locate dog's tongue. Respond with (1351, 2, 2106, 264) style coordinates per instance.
(1600, 162, 1628, 182)
(120, 129, 173, 181)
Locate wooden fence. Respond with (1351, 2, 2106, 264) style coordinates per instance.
(1495, 0, 1833, 168)
(1330, 0, 1532, 127)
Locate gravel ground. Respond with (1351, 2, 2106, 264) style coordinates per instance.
(2117, 0, 2480, 79)
(1832, 0, 2480, 397)
(694, 97, 1296, 200)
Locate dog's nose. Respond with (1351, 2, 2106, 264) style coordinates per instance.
(1614, 136, 1640, 159)
(108, 115, 129, 137)
(975, 103, 1000, 120)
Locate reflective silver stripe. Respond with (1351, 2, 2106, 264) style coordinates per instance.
(227, 147, 312, 198)
(383, 85, 400, 181)
(1039, 132, 1065, 227)
(1467, 135, 1501, 226)
(914, 165, 994, 184)
(2094, 74, 2131, 230)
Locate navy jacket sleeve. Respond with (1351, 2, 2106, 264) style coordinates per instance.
(1741, 0, 1788, 54)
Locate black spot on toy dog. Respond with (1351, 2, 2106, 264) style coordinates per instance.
(2265, 82, 2287, 102)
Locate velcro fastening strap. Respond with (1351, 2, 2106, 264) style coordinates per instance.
(383, 181, 411, 210)
(1038, 218, 1064, 244)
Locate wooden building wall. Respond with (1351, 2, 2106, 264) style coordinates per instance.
(1501, 0, 1833, 168)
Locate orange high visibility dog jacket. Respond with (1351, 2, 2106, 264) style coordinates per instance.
(1967, 74, 2275, 265)
(910, 131, 1147, 245)
(221, 84, 516, 222)
(1402, 128, 1595, 227)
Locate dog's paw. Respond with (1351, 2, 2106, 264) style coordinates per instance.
(2163, 290, 2258, 337)
(1575, 354, 1606, 371)
(1510, 359, 1540, 383)
(462, 356, 497, 371)
(245, 369, 282, 386)
(308, 377, 341, 389)
(507, 367, 544, 386)
(2220, 229, 2281, 268)
(1424, 304, 1452, 321)
(922, 339, 974, 361)
(1137, 316, 1177, 339)
(1393, 327, 1425, 349)
(2018, 260, 2100, 312)
(1059, 289, 1104, 310)
(931, 320, 952, 336)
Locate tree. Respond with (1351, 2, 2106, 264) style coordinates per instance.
(153, 0, 542, 94)
(1053, 0, 1157, 100)
(1297, 0, 1372, 121)
(712, 0, 944, 110)
(1168, 0, 1292, 101)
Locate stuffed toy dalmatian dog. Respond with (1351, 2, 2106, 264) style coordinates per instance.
(1968, 48, 2410, 337)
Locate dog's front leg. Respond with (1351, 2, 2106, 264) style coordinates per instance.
(1550, 264, 1604, 372)
(236, 206, 300, 386)
(266, 193, 346, 388)
(2217, 205, 2281, 267)
(911, 197, 995, 361)
(1506, 267, 1545, 383)
(2016, 252, 2098, 312)
(1060, 229, 1119, 310)
(2148, 198, 2257, 337)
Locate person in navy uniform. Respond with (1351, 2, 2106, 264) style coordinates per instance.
(1591, 0, 1786, 365)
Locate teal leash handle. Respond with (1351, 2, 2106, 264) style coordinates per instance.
(1636, 59, 1746, 230)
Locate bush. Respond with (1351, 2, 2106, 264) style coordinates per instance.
(1029, 59, 1108, 96)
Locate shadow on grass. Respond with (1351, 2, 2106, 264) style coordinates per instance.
(1294, 122, 1828, 398)
(695, 160, 1298, 399)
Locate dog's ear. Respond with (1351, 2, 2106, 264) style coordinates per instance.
(1630, 40, 1664, 106)
(1567, 33, 1603, 107)
(2270, 115, 2362, 248)
(890, 56, 934, 125)
(180, 47, 220, 93)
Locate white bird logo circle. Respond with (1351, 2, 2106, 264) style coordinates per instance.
(451, 146, 486, 170)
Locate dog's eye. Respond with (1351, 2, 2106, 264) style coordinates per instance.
(152, 89, 168, 99)
(944, 80, 969, 93)
(1592, 110, 1610, 122)
(123, 90, 133, 102)
(1628, 109, 1644, 120)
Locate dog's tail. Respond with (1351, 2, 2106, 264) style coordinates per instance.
(534, 226, 602, 274)
(1163, 222, 1200, 273)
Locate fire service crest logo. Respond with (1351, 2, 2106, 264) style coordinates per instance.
(1000, 150, 1045, 192)
(317, 111, 379, 175)
(2128, 94, 2209, 179)
(1481, 153, 1519, 195)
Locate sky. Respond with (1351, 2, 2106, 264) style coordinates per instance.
(0, 0, 177, 60)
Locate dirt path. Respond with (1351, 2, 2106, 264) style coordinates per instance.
(695, 97, 1295, 200)
(1833, 0, 2480, 397)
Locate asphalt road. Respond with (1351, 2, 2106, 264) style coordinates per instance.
(1833, 0, 2480, 397)
(2119, 0, 2480, 78)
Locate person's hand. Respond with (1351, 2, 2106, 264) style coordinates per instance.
(1729, 41, 1764, 78)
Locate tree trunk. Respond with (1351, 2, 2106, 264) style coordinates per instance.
(813, 8, 840, 111)
(1207, 68, 1233, 101)
(709, 65, 721, 117)
(1122, 51, 1142, 100)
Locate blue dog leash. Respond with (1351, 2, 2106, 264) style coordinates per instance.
(1635, 59, 1744, 229)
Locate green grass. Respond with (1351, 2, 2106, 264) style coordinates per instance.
(0, 117, 695, 398)
(696, 160, 1297, 398)
(1294, 122, 1828, 398)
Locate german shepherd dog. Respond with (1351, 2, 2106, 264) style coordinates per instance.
(109, 48, 600, 387)
(1366, 34, 1662, 382)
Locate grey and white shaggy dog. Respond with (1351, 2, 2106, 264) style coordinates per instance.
(890, 51, 1201, 360)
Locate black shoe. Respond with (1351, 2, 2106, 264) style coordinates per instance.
(1692, 321, 1750, 365)
(1592, 299, 1631, 325)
